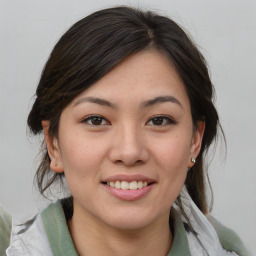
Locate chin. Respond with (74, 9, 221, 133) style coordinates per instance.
(108, 217, 153, 231)
(101, 207, 162, 231)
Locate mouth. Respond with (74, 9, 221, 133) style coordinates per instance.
(102, 180, 154, 190)
(101, 175, 156, 201)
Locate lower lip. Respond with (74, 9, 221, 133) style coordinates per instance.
(103, 183, 154, 201)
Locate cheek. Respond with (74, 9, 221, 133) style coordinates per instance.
(149, 133, 191, 201)
(151, 134, 191, 170)
(58, 131, 107, 180)
(60, 139, 106, 199)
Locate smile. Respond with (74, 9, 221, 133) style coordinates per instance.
(102, 175, 156, 201)
(106, 181, 148, 190)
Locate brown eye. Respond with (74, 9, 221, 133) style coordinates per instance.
(147, 116, 176, 126)
(152, 117, 164, 125)
(82, 115, 109, 126)
(90, 116, 103, 125)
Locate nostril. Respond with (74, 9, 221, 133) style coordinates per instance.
(113, 159, 144, 166)
(113, 160, 125, 165)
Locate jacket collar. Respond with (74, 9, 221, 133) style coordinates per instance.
(41, 199, 191, 256)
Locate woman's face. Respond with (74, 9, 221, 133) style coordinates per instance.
(45, 50, 204, 230)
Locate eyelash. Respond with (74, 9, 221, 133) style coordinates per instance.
(81, 115, 110, 126)
(146, 115, 177, 126)
(81, 115, 177, 126)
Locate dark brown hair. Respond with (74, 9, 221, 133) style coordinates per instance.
(28, 6, 221, 214)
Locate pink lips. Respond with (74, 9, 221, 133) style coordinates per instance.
(103, 184, 154, 201)
(102, 174, 155, 183)
(102, 174, 156, 201)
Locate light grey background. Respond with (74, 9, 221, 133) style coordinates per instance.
(0, 0, 255, 254)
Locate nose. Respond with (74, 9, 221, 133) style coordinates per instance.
(108, 124, 149, 166)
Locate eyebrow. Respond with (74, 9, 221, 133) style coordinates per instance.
(73, 95, 183, 109)
(73, 97, 117, 108)
(141, 96, 183, 109)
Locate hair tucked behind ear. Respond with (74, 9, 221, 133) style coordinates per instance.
(28, 6, 224, 213)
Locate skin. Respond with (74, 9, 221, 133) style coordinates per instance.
(43, 50, 205, 256)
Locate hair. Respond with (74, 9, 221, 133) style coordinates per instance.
(28, 6, 222, 214)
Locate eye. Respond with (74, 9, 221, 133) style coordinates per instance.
(82, 115, 110, 126)
(147, 115, 176, 126)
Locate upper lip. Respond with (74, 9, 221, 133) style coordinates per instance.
(102, 174, 156, 183)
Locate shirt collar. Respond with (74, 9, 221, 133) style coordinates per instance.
(41, 199, 191, 256)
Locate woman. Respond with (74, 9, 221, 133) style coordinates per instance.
(7, 6, 249, 256)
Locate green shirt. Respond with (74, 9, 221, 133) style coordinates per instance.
(41, 199, 249, 256)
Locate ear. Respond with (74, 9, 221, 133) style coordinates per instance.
(42, 120, 64, 173)
(188, 121, 205, 168)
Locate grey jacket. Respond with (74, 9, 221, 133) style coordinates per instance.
(7, 199, 250, 256)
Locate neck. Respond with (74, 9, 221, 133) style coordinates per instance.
(68, 204, 172, 256)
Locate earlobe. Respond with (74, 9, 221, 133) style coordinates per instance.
(188, 121, 205, 168)
(42, 121, 64, 173)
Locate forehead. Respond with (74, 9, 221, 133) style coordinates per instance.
(72, 50, 190, 109)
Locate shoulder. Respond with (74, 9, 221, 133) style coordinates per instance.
(40, 198, 78, 256)
(208, 215, 250, 256)
(0, 205, 12, 255)
(7, 199, 77, 256)
(7, 212, 53, 255)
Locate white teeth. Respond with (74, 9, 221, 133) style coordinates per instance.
(106, 180, 149, 190)
(138, 181, 143, 189)
(129, 181, 137, 190)
(121, 181, 129, 190)
(114, 181, 121, 189)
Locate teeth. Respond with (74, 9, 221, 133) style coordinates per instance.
(138, 181, 143, 189)
(106, 181, 148, 190)
(129, 181, 137, 190)
(121, 181, 129, 190)
(114, 181, 121, 189)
